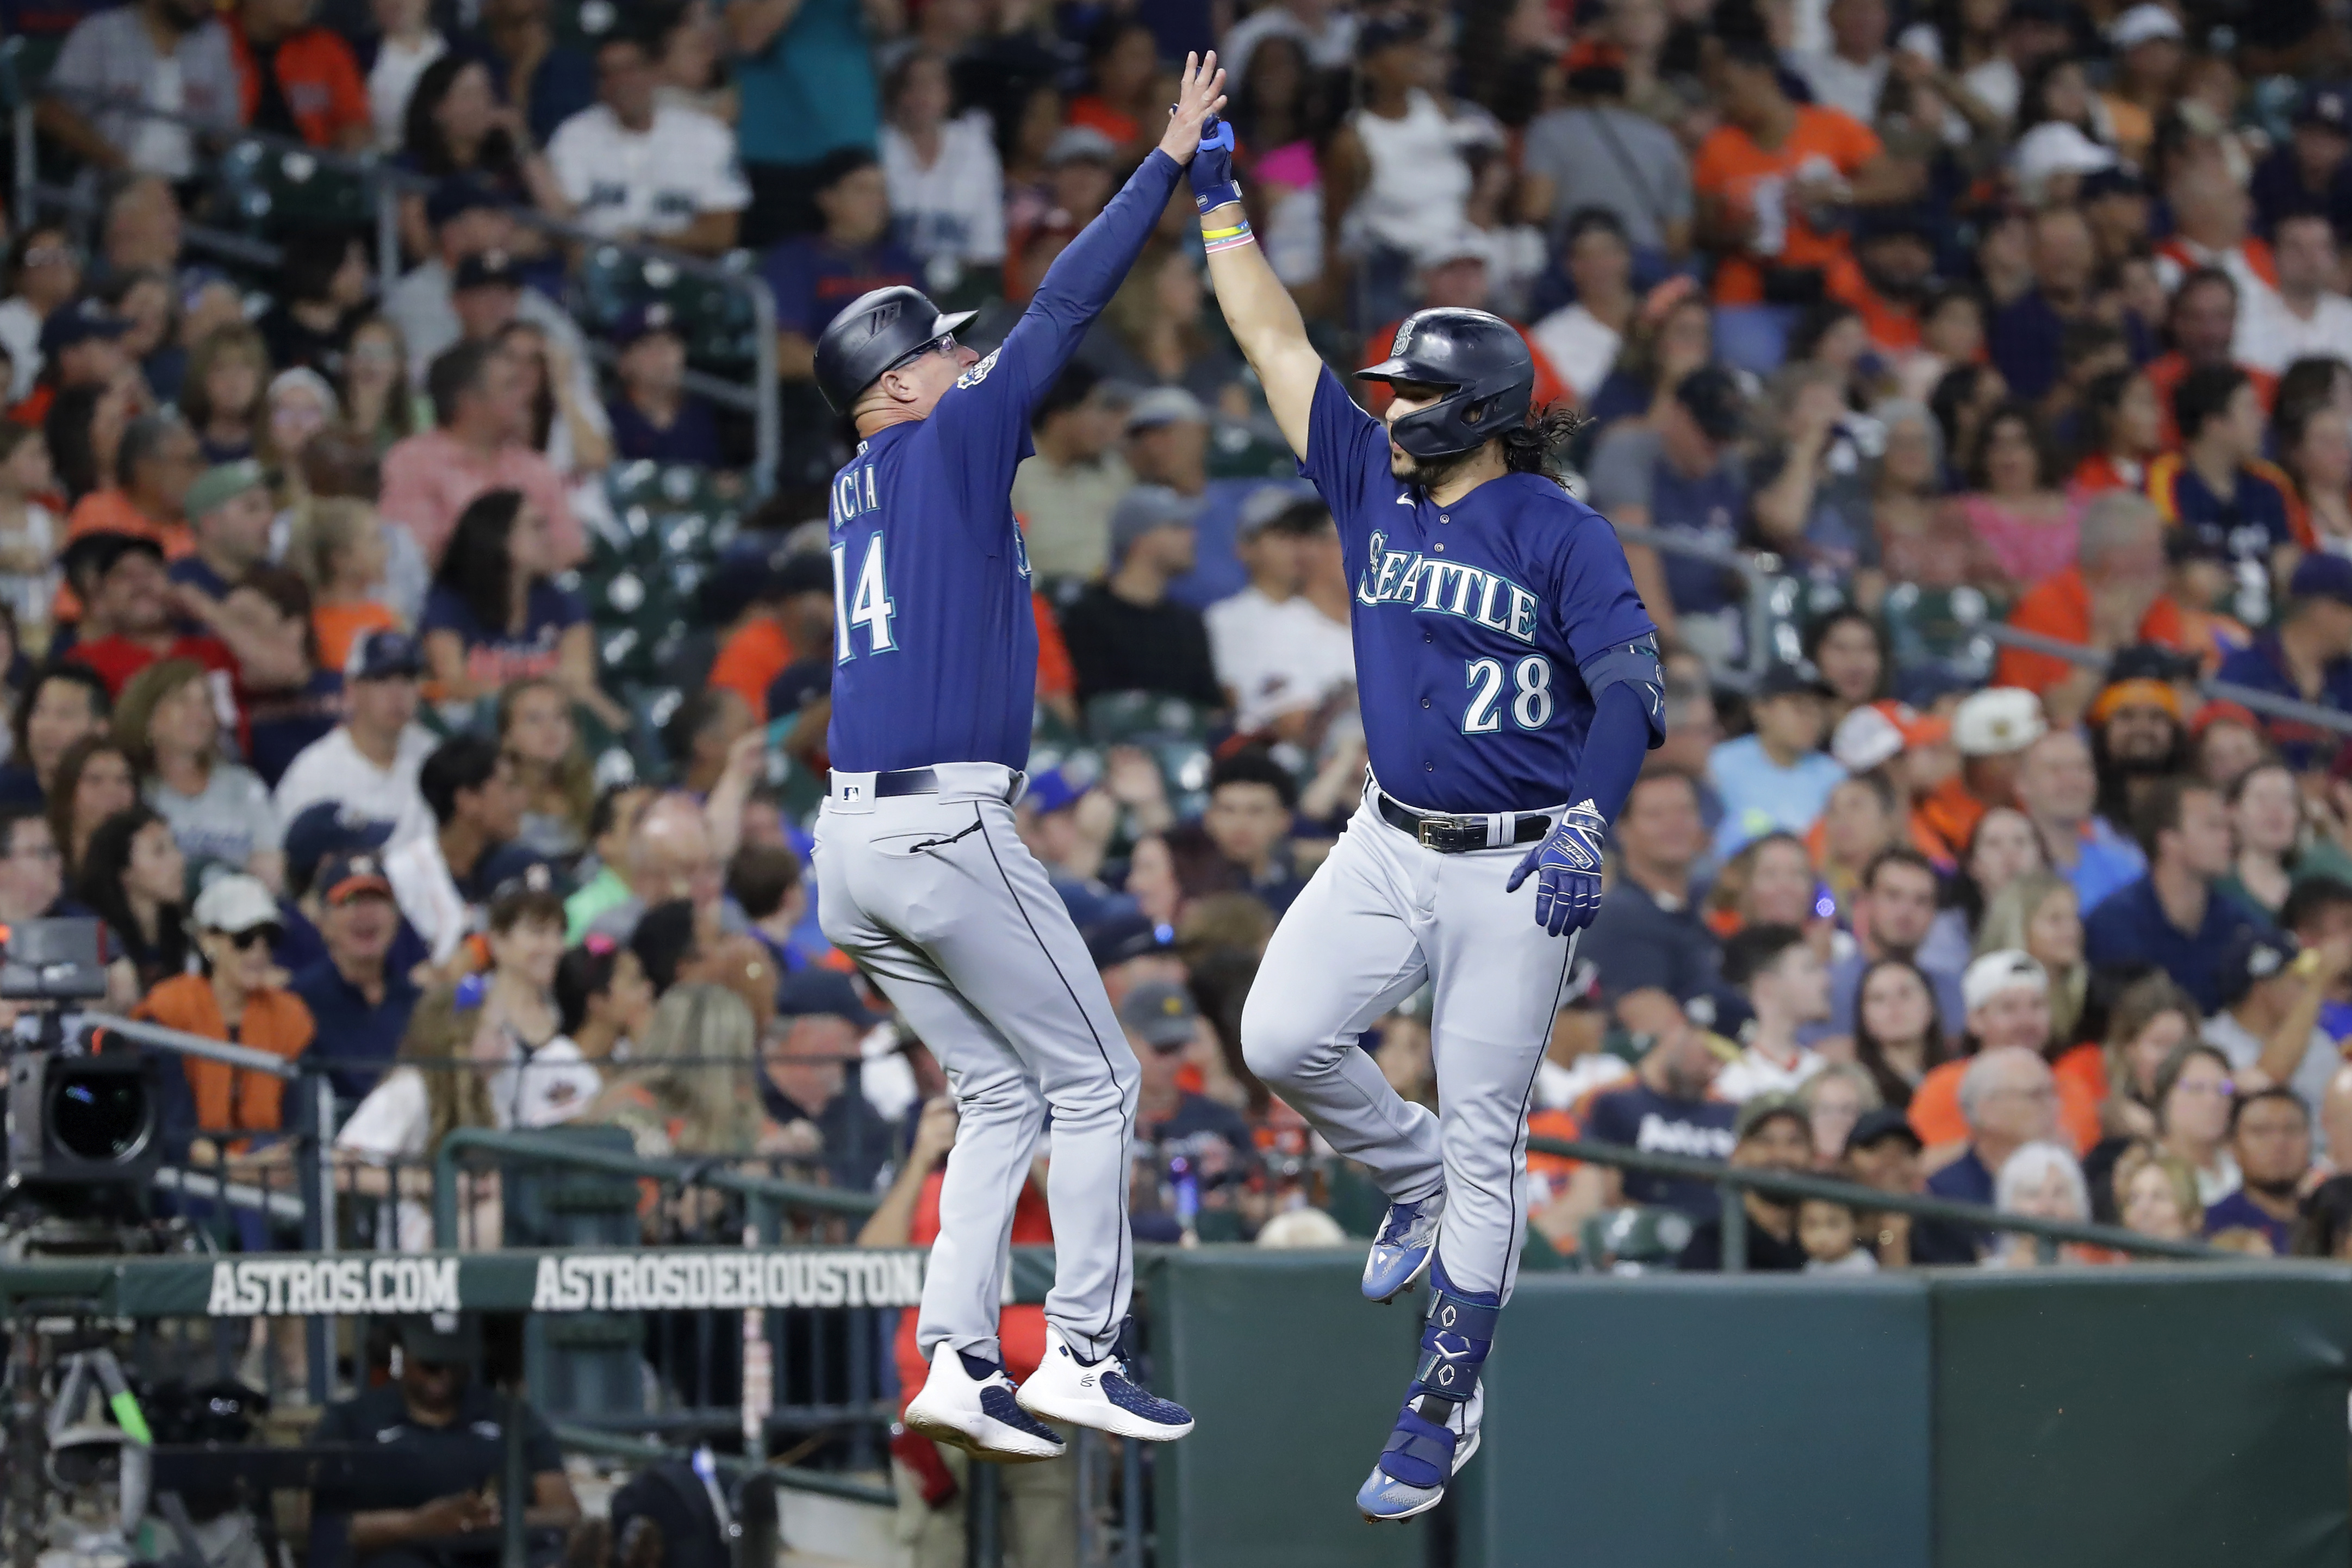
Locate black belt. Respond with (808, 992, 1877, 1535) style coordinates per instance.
(1374, 788, 1552, 854)
(874, 768, 940, 797)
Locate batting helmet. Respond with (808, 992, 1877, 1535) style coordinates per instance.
(812, 285, 978, 414)
(1356, 308, 1536, 460)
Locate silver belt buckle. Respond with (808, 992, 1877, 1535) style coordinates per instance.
(1417, 815, 1447, 848)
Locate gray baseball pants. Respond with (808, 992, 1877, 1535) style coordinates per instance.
(1240, 785, 1579, 1302)
(814, 763, 1137, 1365)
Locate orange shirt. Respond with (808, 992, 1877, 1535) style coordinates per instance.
(1691, 105, 1883, 307)
(58, 491, 199, 624)
(1361, 319, 1570, 413)
(1993, 565, 2188, 695)
(134, 974, 316, 1138)
(2068, 452, 2145, 499)
(708, 617, 795, 724)
(1034, 590, 1074, 701)
(1065, 96, 1141, 151)
(226, 20, 369, 149)
(1911, 776, 1982, 866)
(312, 600, 401, 677)
(1908, 1051, 2099, 1155)
(892, 1168, 1050, 1405)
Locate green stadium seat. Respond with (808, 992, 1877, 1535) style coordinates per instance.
(1751, 575, 1850, 671)
(1880, 582, 2000, 682)
(506, 1127, 647, 1422)
(1084, 692, 1214, 746)
(211, 141, 373, 237)
(1577, 1206, 1697, 1273)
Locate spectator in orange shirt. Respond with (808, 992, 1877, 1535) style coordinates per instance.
(1917, 687, 2046, 861)
(2067, 366, 2164, 498)
(2143, 269, 2277, 449)
(1995, 490, 2183, 726)
(63, 411, 200, 561)
(1064, 16, 1162, 165)
(707, 550, 833, 723)
(1690, 35, 1916, 372)
(228, 0, 371, 153)
(139, 871, 317, 1146)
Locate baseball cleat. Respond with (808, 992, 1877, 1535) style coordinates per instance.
(1356, 1380, 1484, 1523)
(1363, 1190, 1445, 1302)
(904, 1343, 1067, 1464)
(1016, 1323, 1194, 1441)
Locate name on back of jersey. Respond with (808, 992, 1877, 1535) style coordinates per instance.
(1355, 527, 1540, 645)
(831, 465, 878, 528)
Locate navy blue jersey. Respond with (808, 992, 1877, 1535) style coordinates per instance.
(1299, 369, 1656, 814)
(825, 151, 1184, 774)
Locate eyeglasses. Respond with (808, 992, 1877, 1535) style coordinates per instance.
(886, 332, 957, 375)
(226, 926, 282, 952)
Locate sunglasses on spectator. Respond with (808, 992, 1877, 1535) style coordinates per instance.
(220, 926, 283, 951)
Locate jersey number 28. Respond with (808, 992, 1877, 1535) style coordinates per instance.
(1463, 655, 1553, 733)
(831, 537, 897, 662)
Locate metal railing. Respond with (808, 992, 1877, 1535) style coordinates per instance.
(12, 74, 780, 489)
(1614, 522, 1781, 690)
(1528, 1134, 2217, 1271)
(1983, 620, 2352, 737)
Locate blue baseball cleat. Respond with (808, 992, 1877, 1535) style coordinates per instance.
(1356, 1379, 1484, 1522)
(1362, 1190, 1445, 1302)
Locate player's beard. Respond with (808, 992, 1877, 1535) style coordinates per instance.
(1391, 445, 1476, 490)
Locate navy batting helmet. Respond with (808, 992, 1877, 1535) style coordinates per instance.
(1356, 308, 1536, 460)
(812, 285, 977, 414)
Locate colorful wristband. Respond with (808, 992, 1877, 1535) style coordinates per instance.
(1203, 222, 1255, 254)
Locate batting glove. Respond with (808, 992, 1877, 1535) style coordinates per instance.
(1190, 114, 1243, 214)
(1505, 800, 1607, 938)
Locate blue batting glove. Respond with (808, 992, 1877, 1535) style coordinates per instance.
(1190, 114, 1242, 214)
(1505, 800, 1607, 938)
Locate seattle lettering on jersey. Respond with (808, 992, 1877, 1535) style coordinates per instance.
(1354, 527, 1541, 645)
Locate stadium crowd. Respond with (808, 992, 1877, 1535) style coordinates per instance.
(23, 0, 2352, 1543)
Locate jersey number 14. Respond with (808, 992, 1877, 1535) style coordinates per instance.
(1463, 655, 1553, 733)
(832, 537, 897, 662)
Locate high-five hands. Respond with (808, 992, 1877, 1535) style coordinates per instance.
(1158, 51, 1229, 166)
(1505, 800, 1608, 938)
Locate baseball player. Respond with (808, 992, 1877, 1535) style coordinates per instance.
(805, 58, 1230, 1463)
(1188, 120, 1666, 1517)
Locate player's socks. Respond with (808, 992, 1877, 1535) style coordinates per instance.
(1016, 1323, 1195, 1441)
(904, 1342, 1067, 1464)
(1357, 1260, 1497, 1522)
(1362, 1188, 1446, 1302)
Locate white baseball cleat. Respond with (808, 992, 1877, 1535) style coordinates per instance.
(903, 1343, 1067, 1464)
(1015, 1323, 1194, 1441)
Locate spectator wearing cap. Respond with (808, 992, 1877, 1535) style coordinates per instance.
(34, 300, 133, 415)
(1995, 493, 2183, 724)
(389, 734, 527, 967)
(1675, 1093, 1814, 1271)
(879, 49, 1008, 290)
(290, 851, 421, 1099)
(273, 797, 432, 976)
(309, 1311, 580, 1562)
(1924, 686, 2045, 854)
(2204, 925, 2345, 1135)
(1010, 364, 1133, 583)
(1584, 367, 1752, 663)
(1530, 210, 1640, 407)
(1086, 911, 1186, 1009)
(2215, 555, 2352, 773)
(1059, 486, 1223, 713)
(1124, 977, 1253, 1161)
(1828, 847, 1968, 1038)
(1708, 665, 1845, 859)
(1714, 925, 1832, 1103)
(1582, 768, 1724, 1023)
(1988, 208, 2100, 403)
(1827, 699, 1959, 867)
(1004, 126, 1118, 304)
(169, 459, 275, 607)
(766, 148, 919, 387)
(40, 0, 238, 180)
(1206, 489, 1355, 738)
(546, 27, 746, 256)
(705, 549, 833, 724)
(2254, 83, 2352, 241)
(2014, 729, 2145, 912)
(2086, 776, 2275, 1013)
(225, 0, 370, 152)
(2098, 5, 2182, 165)
(273, 629, 437, 850)
(762, 968, 899, 1191)
(2236, 212, 2352, 374)
(379, 340, 581, 574)
(1118, 385, 1272, 611)
(2149, 364, 2298, 627)
(2160, 525, 2255, 675)
(1013, 763, 1142, 929)
(2143, 270, 2278, 451)
(381, 180, 600, 410)
(2205, 1087, 2315, 1253)
(1843, 1106, 1978, 1265)
(605, 305, 722, 467)
(1690, 35, 1915, 375)
(138, 872, 317, 1148)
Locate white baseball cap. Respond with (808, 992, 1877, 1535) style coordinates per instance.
(2107, 3, 2183, 49)
(1952, 688, 2047, 758)
(1963, 949, 2049, 1013)
(191, 873, 279, 935)
(1831, 699, 1952, 774)
(2011, 122, 2118, 196)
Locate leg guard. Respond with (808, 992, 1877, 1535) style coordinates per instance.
(1376, 1259, 1499, 1490)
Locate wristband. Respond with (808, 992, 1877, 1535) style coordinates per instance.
(1203, 221, 1255, 254)
(1202, 223, 1248, 240)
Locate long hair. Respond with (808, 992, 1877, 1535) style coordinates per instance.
(493, 321, 558, 452)
(1499, 401, 1584, 489)
(594, 982, 764, 1155)
(402, 984, 499, 1155)
(2100, 973, 2201, 1112)
(75, 802, 189, 975)
(1976, 870, 2085, 1047)
(179, 323, 271, 435)
(435, 488, 525, 633)
(1850, 955, 1950, 1110)
(113, 658, 213, 778)
(497, 676, 595, 838)
(403, 56, 518, 178)
(48, 733, 130, 880)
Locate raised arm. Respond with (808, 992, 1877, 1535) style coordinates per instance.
(1190, 80, 1322, 459)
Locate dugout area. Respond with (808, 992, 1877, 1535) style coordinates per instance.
(1144, 1251, 2352, 1568)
